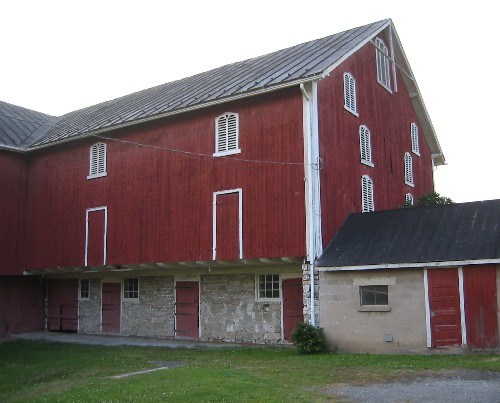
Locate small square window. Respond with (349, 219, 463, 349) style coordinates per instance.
(257, 274, 280, 300)
(124, 278, 139, 299)
(359, 285, 388, 305)
(80, 279, 90, 299)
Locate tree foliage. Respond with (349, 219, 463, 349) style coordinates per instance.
(416, 192, 454, 206)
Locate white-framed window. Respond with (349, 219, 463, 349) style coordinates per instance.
(359, 125, 373, 166)
(343, 72, 358, 116)
(375, 37, 391, 92)
(123, 278, 139, 300)
(214, 112, 240, 156)
(256, 274, 280, 300)
(405, 193, 414, 206)
(359, 285, 388, 306)
(80, 279, 90, 300)
(411, 122, 420, 156)
(361, 175, 374, 213)
(87, 142, 107, 179)
(404, 152, 414, 187)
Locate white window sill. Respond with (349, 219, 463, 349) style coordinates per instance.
(87, 172, 107, 180)
(213, 149, 241, 158)
(344, 105, 359, 117)
(405, 181, 415, 188)
(358, 305, 391, 312)
(361, 160, 374, 167)
(377, 81, 392, 94)
(412, 150, 420, 157)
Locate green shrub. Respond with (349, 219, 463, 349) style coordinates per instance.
(290, 322, 328, 354)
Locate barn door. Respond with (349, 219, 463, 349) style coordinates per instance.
(101, 283, 121, 333)
(463, 266, 499, 348)
(213, 190, 242, 260)
(427, 269, 462, 347)
(46, 279, 79, 332)
(85, 207, 107, 266)
(175, 281, 199, 338)
(282, 278, 304, 340)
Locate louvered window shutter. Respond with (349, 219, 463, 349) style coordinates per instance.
(215, 113, 239, 155)
(361, 175, 374, 212)
(411, 123, 420, 155)
(359, 125, 372, 164)
(343, 73, 357, 114)
(404, 152, 414, 186)
(376, 38, 391, 91)
(405, 193, 414, 206)
(88, 142, 107, 178)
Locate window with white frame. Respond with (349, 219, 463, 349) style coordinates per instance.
(88, 142, 107, 179)
(375, 37, 391, 91)
(359, 125, 373, 166)
(123, 278, 139, 299)
(214, 112, 240, 156)
(404, 152, 414, 187)
(80, 279, 90, 299)
(359, 285, 388, 306)
(411, 122, 420, 155)
(343, 72, 358, 115)
(256, 274, 280, 300)
(361, 175, 374, 212)
(405, 193, 414, 206)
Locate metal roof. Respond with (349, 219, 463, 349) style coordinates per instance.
(0, 100, 57, 150)
(317, 200, 500, 270)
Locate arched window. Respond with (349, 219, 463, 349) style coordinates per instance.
(343, 72, 358, 115)
(411, 122, 420, 155)
(361, 175, 374, 212)
(88, 142, 107, 179)
(359, 125, 373, 166)
(375, 37, 391, 91)
(404, 152, 414, 187)
(214, 112, 240, 156)
(405, 193, 414, 206)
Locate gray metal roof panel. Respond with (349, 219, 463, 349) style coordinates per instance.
(317, 200, 500, 268)
(31, 19, 390, 148)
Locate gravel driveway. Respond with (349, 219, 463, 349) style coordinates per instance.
(330, 370, 500, 403)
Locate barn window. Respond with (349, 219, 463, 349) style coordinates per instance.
(359, 125, 373, 166)
(343, 72, 358, 115)
(214, 112, 240, 156)
(404, 152, 414, 187)
(80, 279, 90, 300)
(405, 193, 414, 206)
(411, 122, 420, 156)
(256, 274, 280, 300)
(360, 285, 388, 305)
(87, 142, 107, 179)
(123, 278, 139, 300)
(361, 175, 374, 213)
(375, 37, 391, 92)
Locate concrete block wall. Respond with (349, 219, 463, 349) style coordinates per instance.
(319, 269, 428, 353)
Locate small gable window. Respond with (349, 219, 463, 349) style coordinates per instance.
(88, 142, 107, 179)
(214, 112, 240, 156)
(343, 72, 358, 115)
(411, 122, 420, 156)
(404, 152, 414, 187)
(375, 37, 391, 92)
(361, 175, 374, 213)
(359, 125, 373, 167)
(405, 193, 414, 206)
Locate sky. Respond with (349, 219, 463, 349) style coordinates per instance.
(2, 0, 498, 203)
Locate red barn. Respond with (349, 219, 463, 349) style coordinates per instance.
(1, 19, 452, 345)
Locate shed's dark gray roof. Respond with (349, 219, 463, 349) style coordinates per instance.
(317, 200, 500, 269)
(0, 100, 57, 150)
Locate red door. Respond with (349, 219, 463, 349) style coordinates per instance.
(215, 192, 240, 260)
(463, 266, 499, 348)
(175, 281, 199, 338)
(102, 283, 121, 333)
(47, 279, 78, 332)
(282, 278, 304, 340)
(427, 269, 462, 347)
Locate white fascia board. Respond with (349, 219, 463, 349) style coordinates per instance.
(317, 258, 500, 272)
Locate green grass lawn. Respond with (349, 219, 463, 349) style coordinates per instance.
(0, 340, 499, 402)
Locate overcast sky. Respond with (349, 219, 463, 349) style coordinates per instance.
(2, 0, 498, 203)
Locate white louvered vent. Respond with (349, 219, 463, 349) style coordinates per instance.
(343, 72, 358, 115)
(215, 112, 240, 156)
(361, 175, 374, 213)
(88, 142, 107, 179)
(411, 122, 420, 155)
(359, 125, 373, 166)
(404, 152, 414, 187)
(375, 37, 391, 92)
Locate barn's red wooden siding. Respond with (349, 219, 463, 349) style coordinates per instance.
(24, 88, 306, 270)
(318, 37, 434, 245)
(0, 151, 27, 275)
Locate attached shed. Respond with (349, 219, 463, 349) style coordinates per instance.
(317, 200, 500, 353)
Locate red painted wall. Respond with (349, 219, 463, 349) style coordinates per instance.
(318, 36, 435, 245)
(24, 88, 306, 270)
(0, 151, 27, 275)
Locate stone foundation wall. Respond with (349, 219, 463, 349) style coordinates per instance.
(78, 278, 101, 334)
